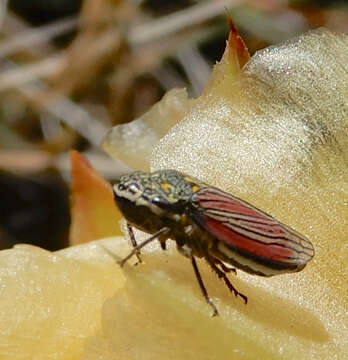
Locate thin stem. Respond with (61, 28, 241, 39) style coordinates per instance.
(0, 16, 78, 56)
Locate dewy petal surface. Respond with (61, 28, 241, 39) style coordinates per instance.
(102, 88, 190, 171)
(148, 28, 348, 359)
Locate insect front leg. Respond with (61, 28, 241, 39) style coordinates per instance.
(127, 223, 142, 265)
(207, 258, 248, 304)
(119, 227, 170, 267)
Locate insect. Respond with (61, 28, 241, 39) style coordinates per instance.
(113, 169, 314, 316)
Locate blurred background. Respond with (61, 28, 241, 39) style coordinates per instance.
(0, 0, 347, 251)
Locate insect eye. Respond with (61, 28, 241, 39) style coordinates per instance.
(118, 183, 126, 191)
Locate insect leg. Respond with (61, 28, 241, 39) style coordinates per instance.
(118, 227, 170, 267)
(190, 255, 219, 317)
(208, 258, 248, 304)
(214, 258, 236, 275)
(127, 223, 142, 265)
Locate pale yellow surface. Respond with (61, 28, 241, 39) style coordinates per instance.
(0, 230, 346, 359)
(102, 88, 191, 171)
(149, 28, 348, 359)
(0, 241, 125, 360)
(1, 28, 347, 359)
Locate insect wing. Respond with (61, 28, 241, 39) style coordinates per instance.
(190, 187, 314, 271)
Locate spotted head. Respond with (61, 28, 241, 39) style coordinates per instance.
(113, 170, 202, 233)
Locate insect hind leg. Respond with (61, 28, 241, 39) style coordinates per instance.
(214, 258, 237, 275)
(208, 258, 248, 304)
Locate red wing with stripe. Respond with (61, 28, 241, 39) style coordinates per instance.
(189, 187, 314, 276)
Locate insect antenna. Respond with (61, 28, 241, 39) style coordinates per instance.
(118, 227, 170, 267)
(190, 255, 219, 317)
(207, 258, 248, 304)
